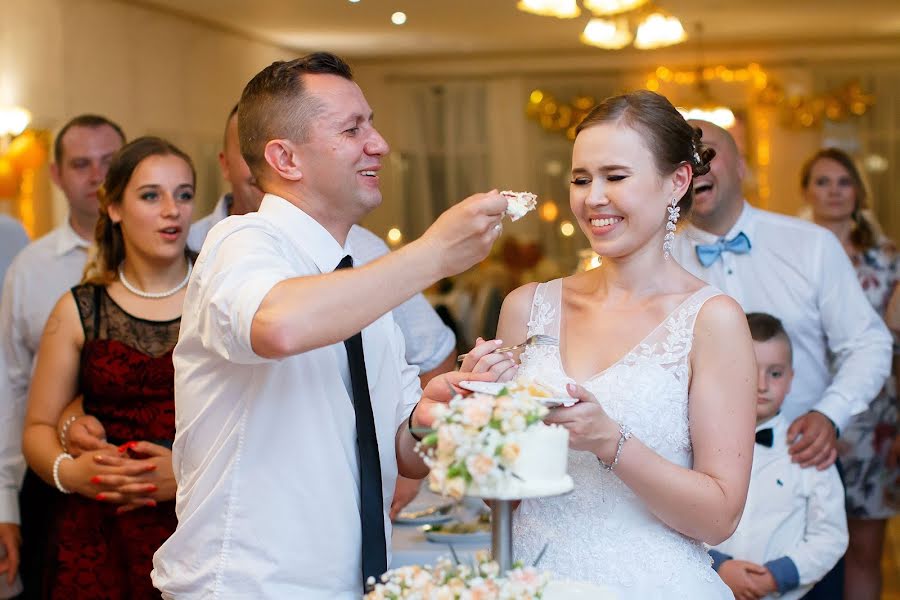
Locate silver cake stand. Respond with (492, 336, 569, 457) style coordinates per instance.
(470, 477, 573, 572)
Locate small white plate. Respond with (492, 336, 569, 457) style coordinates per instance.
(394, 502, 456, 526)
(422, 526, 491, 545)
(458, 381, 578, 408)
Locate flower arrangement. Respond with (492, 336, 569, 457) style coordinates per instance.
(364, 550, 550, 599)
(417, 387, 548, 500)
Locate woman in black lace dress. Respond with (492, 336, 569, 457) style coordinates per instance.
(22, 137, 195, 599)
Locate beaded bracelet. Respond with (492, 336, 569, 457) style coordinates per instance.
(52, 452, 74, 494)
(598, 423, 632, 473)
(59, 415, 78, 452)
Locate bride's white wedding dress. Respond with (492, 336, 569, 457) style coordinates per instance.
(513, 279, 734, 599)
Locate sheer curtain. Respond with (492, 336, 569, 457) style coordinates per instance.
(393, 81, 490, 238)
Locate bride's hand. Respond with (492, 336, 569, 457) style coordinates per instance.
(458, 337, 518, 382)
(415, 370, 495, 430)
(544, 383, 620, 460)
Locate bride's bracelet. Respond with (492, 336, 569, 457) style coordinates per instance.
(598, 423, 632, 473)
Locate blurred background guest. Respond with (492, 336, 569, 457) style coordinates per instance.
(802, 147, 900, 600)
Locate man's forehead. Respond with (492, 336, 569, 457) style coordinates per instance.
(305, 75, 371, 121)
(60, 125, 122, 156)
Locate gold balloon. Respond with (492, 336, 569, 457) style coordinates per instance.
(6, 131, 47, 170)
(0, 157, 18, 197)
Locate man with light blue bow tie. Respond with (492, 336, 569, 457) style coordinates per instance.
(673, 121, 890, 468)
(672, 121, 891, 598)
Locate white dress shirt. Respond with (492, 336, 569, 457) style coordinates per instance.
(187, 195, 455, 372)
(152, 194, 422, 600)
(0, 215, 29, 285)
(673, 202, 892, 430)
(0, 221, 90, 523)
(711, 414, 848, 599)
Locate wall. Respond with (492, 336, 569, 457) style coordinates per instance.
(0, 0, 292, 234)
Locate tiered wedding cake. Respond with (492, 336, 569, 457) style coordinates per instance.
(364, 382, 618, 600)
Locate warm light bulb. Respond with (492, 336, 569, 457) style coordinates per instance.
(677, 106, 736, 129)
(583, 0, 648, 16)
(387, 228, 403, 245)
(560, 221, 575, 237)
(539, 201, 559, 222)
(634, 11, 687, 49)
(391, 11, 407, 25)
(516, 0, 580, 18)
(580, 17, 632, 49)
(0, 106, 31, 137)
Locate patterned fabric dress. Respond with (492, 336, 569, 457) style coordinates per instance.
(512, 279, 734, 599)
(839, 245, 899, 519)
(43, 284, 178, 600)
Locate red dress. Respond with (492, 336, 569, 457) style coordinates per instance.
(44, 285, 178, 600)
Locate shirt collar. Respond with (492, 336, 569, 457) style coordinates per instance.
(755, 412, 786, 447)
(215, 193, 233, 221)
(55, 218, 92, 257)
(685, 200, 756, 246)
(257, 193, 354, 273)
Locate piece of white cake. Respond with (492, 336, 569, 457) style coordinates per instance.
(501, 190, 537, 221)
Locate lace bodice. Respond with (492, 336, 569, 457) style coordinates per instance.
(513, 279, 733, 599)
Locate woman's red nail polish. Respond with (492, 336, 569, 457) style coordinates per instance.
(117, 441, 137, 452)
(147, 500, 157, 507)
(95, 493, 105, 501)
(148, 485, 158, 492)
(90, 476, 101, 484)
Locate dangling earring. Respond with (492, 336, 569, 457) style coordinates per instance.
(663, 197, 680, 259)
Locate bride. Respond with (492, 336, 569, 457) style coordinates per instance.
(497, 91, 756, 598)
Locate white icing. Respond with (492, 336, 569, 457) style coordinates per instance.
(502, 190, 537, 221)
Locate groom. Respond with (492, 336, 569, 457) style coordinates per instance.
(151, 52, 507, 599)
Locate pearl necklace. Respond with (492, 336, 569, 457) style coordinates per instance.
(118, 261, 192, 299)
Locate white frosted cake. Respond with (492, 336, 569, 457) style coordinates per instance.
(501, 190, 537, 221)
(418, 388, 573, 501)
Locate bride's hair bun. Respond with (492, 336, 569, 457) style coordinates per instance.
(690, 127, 716, 177)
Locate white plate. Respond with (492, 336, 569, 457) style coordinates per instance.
(394, 503, 456, 525)
(458, 381, 577, 408)
(422, 526, 491, 545)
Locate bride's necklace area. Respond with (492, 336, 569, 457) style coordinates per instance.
(118, 260, 192, 299)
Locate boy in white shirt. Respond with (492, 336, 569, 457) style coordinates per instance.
(710, 313, 848, 600)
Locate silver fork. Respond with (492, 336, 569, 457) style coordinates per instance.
(456, 334, 558, 363)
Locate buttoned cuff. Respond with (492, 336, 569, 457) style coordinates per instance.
(764, 556, 800, 593)
(708, 549, 732, 571)
(811, 395, 853, 434)
(0, 491, 20, 525)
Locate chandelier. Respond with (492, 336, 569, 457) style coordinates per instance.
(517, 0, 686, 50)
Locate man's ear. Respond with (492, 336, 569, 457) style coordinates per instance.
(50, 162, 62, 188)
(263, 139, 303, 182)
(217, 151, 230, 182)
(671, 162, 693, 200)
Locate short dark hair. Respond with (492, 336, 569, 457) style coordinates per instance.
(575, 90, 716, 221)
(54, 114, 126, 164)
(223, 103, 239, 150)
(237, 52, 353, 178)
(746, 312, 793, 359)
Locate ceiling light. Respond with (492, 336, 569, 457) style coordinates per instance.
(583, 0, 648, 16)
(517, 0, 581, 18)
(677, 106, 736, 129)
(391, 11, 407, 25)
(633, 9, 686, 49)
(581, 17, 633, 49)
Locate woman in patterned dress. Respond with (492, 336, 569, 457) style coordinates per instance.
(22, 137, 195, 599)
(802, 147, 900, 600)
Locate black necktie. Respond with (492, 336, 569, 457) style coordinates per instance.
(335, 255, 387, 586)
(755, 428, 774, 448)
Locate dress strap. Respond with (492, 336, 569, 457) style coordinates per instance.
(526, 278, 562, 339)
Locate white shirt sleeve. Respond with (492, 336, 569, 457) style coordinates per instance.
(391, 319, 423, 430)
(0, 268, 30, 524)
(788, 464, 848, 586)
(813, 233, 893, 430)
(195, 227, 297, 365)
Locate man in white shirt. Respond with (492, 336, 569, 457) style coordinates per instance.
(0, 216, 28, 285)
(151, 52, 509, 599)
(710, 313, 847, 600)
(186, 104, 458, 518)
(673, 121, 891, 470)
(0, 114, 124, 596)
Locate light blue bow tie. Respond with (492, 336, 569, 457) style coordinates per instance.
(695, 231, 752, 267)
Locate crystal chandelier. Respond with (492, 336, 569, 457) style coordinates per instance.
(518, 0, 686, 50)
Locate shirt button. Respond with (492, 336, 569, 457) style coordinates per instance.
(727, 269, 733, 275)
